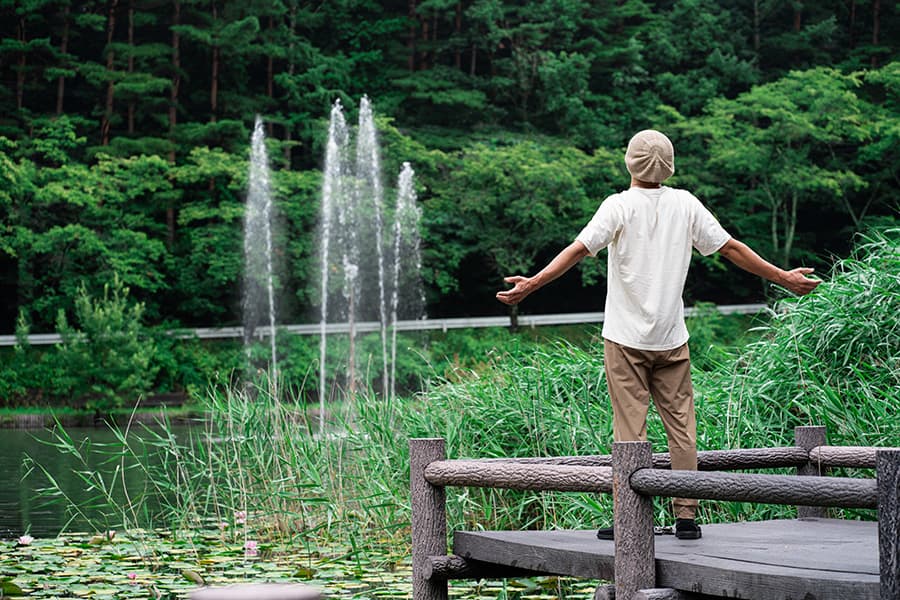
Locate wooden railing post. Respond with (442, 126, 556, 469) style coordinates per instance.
(613, 441, 655, 600)
(795, 425, 827, 518)
(877, 449, 899, 600)
(410, 438, 448, 600)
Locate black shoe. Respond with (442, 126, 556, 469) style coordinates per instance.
(675, 518, 702, 540)
(596, 526, 614, 540)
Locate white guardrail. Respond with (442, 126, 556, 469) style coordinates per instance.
(0, 304, 768, 347)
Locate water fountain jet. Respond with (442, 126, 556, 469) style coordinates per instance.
(317, 99, 425, 428)
(243, 115, 278, 385)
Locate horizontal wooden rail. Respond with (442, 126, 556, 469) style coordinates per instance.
(481, 446, 809, 471)
(423, 554, 542, 581)
(810, 445, 900, 468)
(424, 460, 613, 493)
(410, 434, 899, 600)
(630, 469, 877, 508)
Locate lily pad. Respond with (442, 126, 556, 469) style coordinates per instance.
(0, 578, 25, 596)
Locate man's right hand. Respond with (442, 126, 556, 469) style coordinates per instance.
(718, 239, 822, 296)
(778, 267, 822, 296)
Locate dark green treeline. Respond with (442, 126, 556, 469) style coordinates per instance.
(1, 0, 898, 334)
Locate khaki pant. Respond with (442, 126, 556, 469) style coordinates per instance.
(603, 339, 698, 520)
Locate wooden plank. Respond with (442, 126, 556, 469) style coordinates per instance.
(422, 554, 543, 580)
(630, 469, 877, 508)
(453, 519, 879, 600)
(475, 447, 808, 471)
(634, 589, 709, 600)
(454, 529, 616, 581)
(424, 460, 613, 493)
(810, 445, 900, 468)
(655, 553, 877, 600)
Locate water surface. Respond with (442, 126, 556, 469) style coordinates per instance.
(0, 425, 189, 538)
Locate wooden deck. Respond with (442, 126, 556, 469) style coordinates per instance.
(453, 518, 879, 599)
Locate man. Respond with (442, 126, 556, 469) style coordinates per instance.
(496, 129, 820, 540)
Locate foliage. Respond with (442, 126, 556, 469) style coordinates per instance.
(685, 303, 761, 371)
(52, 276, 159, 414)
(0, 533, 597, 598)
(0, 1, 897, 408)
(423, 140, 622, 304)
(678, 68, 874, 268)
(706, 228, 900, 447)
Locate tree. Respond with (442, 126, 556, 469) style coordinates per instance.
(423, 140, 621, 326)
(0, 0, 56, 113)
(173, 1, 259, 123)
(646, 0, 758, 115)
(167, 146, 246, 324)
(6, 118, 171, 329)
(680, 68, 871, 269)
(54, 275, 158, 413)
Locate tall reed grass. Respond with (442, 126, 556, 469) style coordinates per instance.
(32, 230, 898, 552)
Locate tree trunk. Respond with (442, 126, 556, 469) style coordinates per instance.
(470, 43, 476, 75)
(871, 0, 880, 67)
(168, 0, 180, 147)
(848, 0, 856, 48)
(783, 191, 798, 268)
(167, 0, 181, 247)
(752, 0, 760, 56)
(508, 304, 519, 332)
(210, 1, 218, 122)
(16, 17, 25, 111)
(266, 15, 274, 136)
(101, 0, 120, 146)
(56, 4, 71, 115)
(408, 0, 417, 71)
(127, 0, 135, 134)
(421, 17, 429, 69)
(793, 3, 802, 32)
(763, 181, 781, 265)
(454, 2, 462, 69)
(284, 3, 297, 165)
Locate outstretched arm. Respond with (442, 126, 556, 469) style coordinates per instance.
(718, 238, 821, 296)
(496, 241, 590, 306)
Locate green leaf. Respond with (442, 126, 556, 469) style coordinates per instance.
(181, 569, 206, 585)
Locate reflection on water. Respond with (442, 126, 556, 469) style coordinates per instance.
(0, 425, 192, 538)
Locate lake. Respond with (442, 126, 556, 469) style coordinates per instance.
(0, 424, 190, 538)
(1, 425, 602, 599)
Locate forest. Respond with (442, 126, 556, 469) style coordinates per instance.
(0, 1, 897, 356)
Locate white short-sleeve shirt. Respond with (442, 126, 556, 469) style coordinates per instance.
(576, 187, 731, 351)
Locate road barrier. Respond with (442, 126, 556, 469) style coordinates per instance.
(0, 303, 767, 346)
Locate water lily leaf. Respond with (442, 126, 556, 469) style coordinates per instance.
(181, 569, 205, 585)
(0, 579, 25, 596)
(291, 566, 317, 578)
(69, 586, 93, 597)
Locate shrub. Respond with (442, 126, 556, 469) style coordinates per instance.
(52, 275, 158, 414)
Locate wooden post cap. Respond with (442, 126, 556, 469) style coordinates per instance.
(190, 584, 322, 600)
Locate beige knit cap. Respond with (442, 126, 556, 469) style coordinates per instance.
(625, 129, 675, 183)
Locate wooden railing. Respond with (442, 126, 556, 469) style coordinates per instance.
(409, 425, 900, 600)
